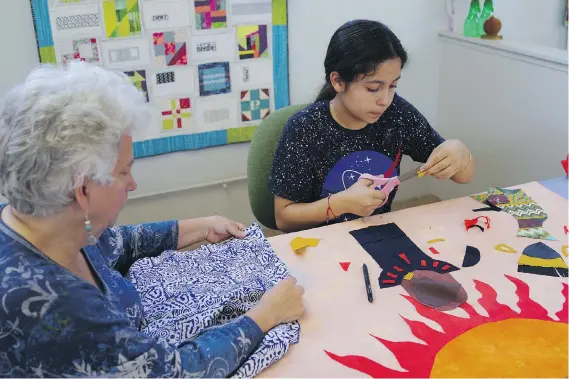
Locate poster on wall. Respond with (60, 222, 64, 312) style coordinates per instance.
(30, 0, 290, 159)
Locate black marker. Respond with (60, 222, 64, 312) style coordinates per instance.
(363, 264, 373, 303)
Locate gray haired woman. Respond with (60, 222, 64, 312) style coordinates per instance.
(0, 62, 304, 377)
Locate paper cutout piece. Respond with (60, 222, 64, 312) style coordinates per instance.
(472, 188, 555, 240)
(238, 25, 269, 59)
(562, 154, 568, 175)
(427, 238, 445, 244)
(518, 242, 568, 277)
(462, 246, 481, 268)
(401, 270, 468, 311)
(428, 247, 440, 255)
(160, 98, 192, 131)
(495, 244, 517, 253)
(562, 246, 568, 257)
(465, 216, 490, 232)
(153, 30, 188, 66)
(198, 62, 231, 97)
(124, 70, 148, 102)
(102, 0, 142, 38)
(241, 89, 271, 121)
(349, 223, 460, 290)
(195, 0, 227, 30)
(290, 237, 319, 255)
(339, 262, 351, 271)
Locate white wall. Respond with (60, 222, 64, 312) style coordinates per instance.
(452, 0, 568, 49)
(0, 1, 39, 98)
(432, 33, 568, 201)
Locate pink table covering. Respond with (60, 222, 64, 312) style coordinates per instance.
(260, 181, 568, 378)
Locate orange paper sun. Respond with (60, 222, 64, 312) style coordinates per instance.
(325, 275, 568, 378)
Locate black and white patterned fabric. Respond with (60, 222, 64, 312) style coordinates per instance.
(55, 13, 99, 30)
(128, 223, 300, 378)
(156, 71, 175, 84)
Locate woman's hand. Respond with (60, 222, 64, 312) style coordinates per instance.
(333, 177, 387, 217)
(420, 140, 471, 180)
(246, 277, 305, 332)
(205, 216, 247, 243)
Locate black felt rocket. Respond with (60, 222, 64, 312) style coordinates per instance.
(349, 223, 460, 289)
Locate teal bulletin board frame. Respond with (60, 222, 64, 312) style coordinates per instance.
(30, 0, 290, 159)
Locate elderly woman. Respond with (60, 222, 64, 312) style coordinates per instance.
(0, 63, 304, 377)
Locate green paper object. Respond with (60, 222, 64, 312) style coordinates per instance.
(478, 0, 494, 37)
(464, 0, 482, 38)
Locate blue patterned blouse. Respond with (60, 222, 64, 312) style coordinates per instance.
(0, 205, 264, 377)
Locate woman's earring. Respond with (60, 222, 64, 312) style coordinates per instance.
(84, 213, 98, 245)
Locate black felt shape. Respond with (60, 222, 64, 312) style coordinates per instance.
(518, 265, 568, 277)
(467, 224, 485, 232)
(349, 223, 460, 289)
(472, 200, 502, 212)
(462, 245, 481, 268)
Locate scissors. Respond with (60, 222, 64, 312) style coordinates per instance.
(359, 166, 424, 207)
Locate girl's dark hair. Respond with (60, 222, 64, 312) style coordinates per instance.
(315, 20, 408, 102)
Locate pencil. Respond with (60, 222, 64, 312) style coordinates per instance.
(363, 263, 373, 303)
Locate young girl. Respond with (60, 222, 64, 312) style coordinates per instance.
(269, 20, 474, 232)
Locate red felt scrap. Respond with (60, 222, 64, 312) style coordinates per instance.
(339, 262, 351, 271)
(428, 247, 440, 255)
(464, 216, 490, 231)
(565, 225, 568, 235)
(562, 154, 568, 175)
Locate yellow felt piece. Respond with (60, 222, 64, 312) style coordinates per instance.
(290, 237, 319, 255)
(403, 272, 415, 280)
(417, 171, 426, 178)
(495, 244, 517, 253)
(517, 255, 568, 269)
(427, 238, 445, 244)
(431, 319, 568, 378)
(562, 245, 568, 257)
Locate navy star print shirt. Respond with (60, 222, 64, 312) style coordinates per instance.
(269, 94, 445, 223)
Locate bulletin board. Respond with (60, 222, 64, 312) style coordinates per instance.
(30, 0, 289, 159)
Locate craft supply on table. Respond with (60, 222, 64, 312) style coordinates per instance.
(428, 247, 441, 255)
(562, 246, 568, 257)
(290, 237, 319, 255)
(349, 223, 470, 311)
(517, 242, 568, 278)
(427, 238, 445, 244)
(462, 246, 481, 268)
(472, 187, 555, 240)
(464, 216, 490, 232)
(495, 244, 517, 253)
(339, 262, 351, 271)
(363, 264, 373, 303)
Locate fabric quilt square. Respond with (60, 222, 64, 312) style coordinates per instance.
(198, 62, 231, 96)
(195, 0, 227, 30)
(103, 0, 142, 38)
(62, 38, 99, 64)
(238, 25, 268, 60)
(128, 223, 300, 378)
(160, 98, 192, 131)
(124, 70, 148, 102)
(241, 89, 270, 121)
(153, 30, 188, 66)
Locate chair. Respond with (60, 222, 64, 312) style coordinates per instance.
(247, 104, 307, 230)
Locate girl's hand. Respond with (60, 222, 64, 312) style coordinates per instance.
(420, 140, 471, 179)
(334, 177, 387, 217)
